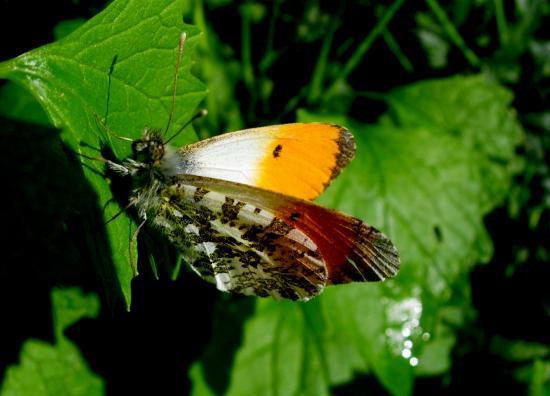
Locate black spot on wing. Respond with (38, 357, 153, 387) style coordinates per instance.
(193, 187, 209, 203)
(290, 212, 301, 221)
(221, 197, 246, 224)
(273, 144, 283, 158)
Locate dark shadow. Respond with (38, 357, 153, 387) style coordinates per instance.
(67, 270, 221, 395)
(331, 372, 390, 395)
(0, 115, 235, 395)
(0, 116, 113, 377)
(200, 297, 255, 394)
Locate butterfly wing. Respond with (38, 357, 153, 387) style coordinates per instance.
(174, 123, 355, 200)
(152, 180, 328, 300)
(172, 175, 400, 290)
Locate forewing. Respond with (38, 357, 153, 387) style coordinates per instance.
(174, 123, 355, 200)
(178, 175, 400, 285)
(152, 181, 328, 300)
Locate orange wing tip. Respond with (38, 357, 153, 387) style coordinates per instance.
(327, 222, 400, 284)
(257, 123, 357, 200)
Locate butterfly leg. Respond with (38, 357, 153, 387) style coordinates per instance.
(129, 215, 147, 277)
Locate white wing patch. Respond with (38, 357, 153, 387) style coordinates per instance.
(175, 132, 272, 185)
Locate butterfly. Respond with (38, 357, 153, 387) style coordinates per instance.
(99, 33, 400, 301)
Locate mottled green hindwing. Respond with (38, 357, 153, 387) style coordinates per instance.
(151, 182, 328, 300)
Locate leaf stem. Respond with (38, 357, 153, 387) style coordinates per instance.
(241, 3, 255, 92)
(171, 257, 183, 281)
(308, 24, 336, 104)
(355, 90, 388, 101)
(263, 0, 280, 65)
(241, 1, 257, 121)
(258, 0, 281, 113)
(493, 0, 509, 46)
(325, 0, 405, 99)
(382, 29, 413, 73)
(425, 0, 481, 67)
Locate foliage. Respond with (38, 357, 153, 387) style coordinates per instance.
(0, 0, 206, 309)
(189, 75, 523, 396)
(0, 0, 548, 395)
(0, 288, 103, 396)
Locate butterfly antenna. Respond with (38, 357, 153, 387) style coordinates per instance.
(164, 32, 187, 136)
(165, 109, 208, 144)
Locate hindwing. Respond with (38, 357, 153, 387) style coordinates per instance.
(177, 175, 400, 285)
(152, 181, 328, 300)
(149, 174, 399, 300)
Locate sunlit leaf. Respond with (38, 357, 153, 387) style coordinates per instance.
(0, 0, 206, 309)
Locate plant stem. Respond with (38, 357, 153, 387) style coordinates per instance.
(355, 90, 388, 102)
(325, 0, 405, 99)
(263, 0, 280, 65)
(241, 2, 257, 121)
(171, 257, 184, 281)
(258, 0, 281, 113)
(241, 4, 254, 92)
(382, 29, 414, 73)
(426, 0, 481, 67)
(493, 0, 509, 46)
(308, 24, 336, 104)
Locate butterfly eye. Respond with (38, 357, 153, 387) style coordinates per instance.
(149, 142, 164, 160)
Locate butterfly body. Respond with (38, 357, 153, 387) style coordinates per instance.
(108, 123, 400, 301)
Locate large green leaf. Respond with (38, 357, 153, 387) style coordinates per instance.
(0, 288, 103, 396)
(0, 0, 206, 309)
(189, 76, 523, 395)
(383, 75, 524, 212)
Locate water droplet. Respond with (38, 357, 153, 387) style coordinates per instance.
(402, 349, 412, 359)
(410, 357, 419, 366)
(404, 340, 413, 349)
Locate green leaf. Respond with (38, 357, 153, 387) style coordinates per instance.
(53, 19, 87, 40)
(189, 76, 523, 395)
(0, 288, 103, 396)
(0, 83, 50, 126)
(0, 0, 206, 309)
(0, 19, 85, 126)
(384, 75, 524, 212)
(530, 360, 550, 396)
(491, 336, 550, 363)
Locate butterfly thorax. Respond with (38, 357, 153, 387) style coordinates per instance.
(122, 128, 179, 218)
(131, 128, 166, 166)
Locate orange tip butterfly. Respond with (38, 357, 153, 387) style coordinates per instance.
(100, 32, 400, 301)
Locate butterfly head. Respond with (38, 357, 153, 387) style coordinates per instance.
(132, 127, 166, 166)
